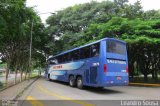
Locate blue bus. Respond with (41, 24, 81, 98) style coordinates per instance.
(46, 38, 128, 89)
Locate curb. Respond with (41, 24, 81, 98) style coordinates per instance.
(13, 77, 40, 100)
(129, 83, 160, 87)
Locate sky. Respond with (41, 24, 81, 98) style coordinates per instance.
(26, 0, 160, 23)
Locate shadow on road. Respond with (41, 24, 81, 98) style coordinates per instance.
(48, 79, 122, 94)
(83, 86, 123, 94)
(49, 80, 68, 85)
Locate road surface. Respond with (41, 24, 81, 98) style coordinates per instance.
(14, 77, 160, 106)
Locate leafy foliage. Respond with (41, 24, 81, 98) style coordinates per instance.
(0, 0, 47, 83)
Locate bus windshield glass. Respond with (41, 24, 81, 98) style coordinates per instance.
(107, 40, 126, 55)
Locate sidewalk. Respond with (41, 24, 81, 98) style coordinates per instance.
(0, 78, 38, 100)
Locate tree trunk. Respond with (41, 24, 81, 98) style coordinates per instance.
(154, 70, 158, 81)
(5, 68, 9, 87)
(130, 65, 134, 78)
(144, 73, 148, 82)
(128, 59, 134, 81)
(152, 70, 155, 79)
(25, 69, 29, 80)
(15, 69, 18, 84)
(25, 72, 27, 80)
(39, 68, 41, 76)
(28, 70, 31, 79)
(20, 70, 23, 82)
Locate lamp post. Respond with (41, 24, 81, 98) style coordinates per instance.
(28, 12, 55, 79)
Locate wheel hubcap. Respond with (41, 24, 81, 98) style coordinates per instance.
(70, 79, 73, 85)
(70, 77, 74, 86)
(77, 79, 82, 86)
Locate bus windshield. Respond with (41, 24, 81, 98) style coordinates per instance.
(107, 40, 126, 55)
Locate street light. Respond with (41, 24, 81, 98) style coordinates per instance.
(28, 12, 55, 79)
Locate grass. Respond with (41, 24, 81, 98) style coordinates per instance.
(0, 74, 5, 77)
(0, 82, 4, 90)
(30, 72, 39, 78)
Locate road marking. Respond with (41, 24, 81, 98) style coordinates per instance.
(26, 96, 44, 106)
(37, 84, 95, 106)
(129, 83, 160, 87)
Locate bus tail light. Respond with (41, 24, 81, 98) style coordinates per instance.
(104, 64, 107, 74)
(126, 67, 129, 73)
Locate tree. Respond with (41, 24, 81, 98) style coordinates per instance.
(0, 0, 46, 85)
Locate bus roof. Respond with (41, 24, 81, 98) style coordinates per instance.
(48, 38, 125, 60)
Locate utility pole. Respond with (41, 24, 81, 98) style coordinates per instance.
(29, 20, 33, 79)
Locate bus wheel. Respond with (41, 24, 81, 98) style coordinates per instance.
(69, 76, 75, 87)
(48, 74, 51, 81)
(77, 76, 83, 89)
(97, 87, 104, 89)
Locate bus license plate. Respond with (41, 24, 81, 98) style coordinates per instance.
(116, 76, 121, 80)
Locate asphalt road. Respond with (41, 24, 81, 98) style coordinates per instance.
(18, 77, 160, 106)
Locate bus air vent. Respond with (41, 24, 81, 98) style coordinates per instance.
(90, 67, 97, 84)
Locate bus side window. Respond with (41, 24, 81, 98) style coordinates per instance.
(63, 54, 66, 62)
(63, 53, 70, 62)
(80, 48, 85, 59)
(57, 56, 63, 63)
(84, 46, 91, 59)
(90, 43, 100, 57)
(61, 55, 65, 63)
(70, 52, 74, 61)
(67, 53, 71, 62)
(71, 50, 79, 61)
(79, 46, 90, 59)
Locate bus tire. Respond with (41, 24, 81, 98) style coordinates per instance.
(97, 87, 104, 89)
(69, 76, 76, 87)
(48, 74, 51, 81)
(77, 76, 83, 89)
